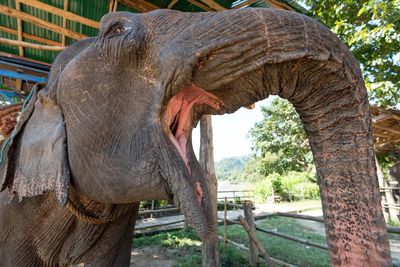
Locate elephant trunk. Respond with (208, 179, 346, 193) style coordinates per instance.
(158, 8, 392, 265)
(285, 60, 391, 265)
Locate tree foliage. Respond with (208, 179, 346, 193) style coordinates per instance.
(249, 98, 314, 175)
(300, 0, 400, 106)
(214, 156, 249, 180)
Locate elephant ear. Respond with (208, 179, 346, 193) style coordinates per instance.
(0, 82, 70, 207)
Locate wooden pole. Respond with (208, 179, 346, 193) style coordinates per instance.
(61, 0, 68, 47)
(167, 0, 179, 8)
(224, 196, 227, 250)
(0, 38, 65, 51)
(376, 156, 398, 221)
(199, 115, 220, 267)
(15, 0, 23, 57)
(237, 215, 274, 267)
(18, 0, 99, 29)
(243, 201, 259, 266)
(0, 25, 62, 46)
(150, 200, 155, 218)
(0, 5, 87, 40)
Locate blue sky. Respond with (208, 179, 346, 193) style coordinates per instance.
(192, 98, 274, 161)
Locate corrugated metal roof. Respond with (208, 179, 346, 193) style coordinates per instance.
(0, 0, 309, 64)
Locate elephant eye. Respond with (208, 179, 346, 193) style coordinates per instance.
(105, 22, 131, 37)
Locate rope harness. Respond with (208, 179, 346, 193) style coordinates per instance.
(65, 198, 126, 225)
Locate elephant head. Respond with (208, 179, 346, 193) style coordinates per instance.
(0, 9, 391, 266)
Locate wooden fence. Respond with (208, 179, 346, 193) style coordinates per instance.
(219, 198, 400, 267)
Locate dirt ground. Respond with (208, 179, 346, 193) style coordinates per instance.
(130, 246, 178, 267)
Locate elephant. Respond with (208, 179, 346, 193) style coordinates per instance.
(0, 8, 392, 267)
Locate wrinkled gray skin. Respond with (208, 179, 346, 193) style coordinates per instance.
(0, 8, 392, 267)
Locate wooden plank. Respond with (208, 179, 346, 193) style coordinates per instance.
(232, 0, 258, 9)
(16, 0, 24, 57)
(61, 0, 68, 46)
(186, 0, 213, 11)
(167, 0, 179, 8)
(255, 224, 329, 250)
(265, 0, 294, 10)
(199, 0, 226, 10)
(19, 0, 99, 29)
(118, 0, 159, 12)
(0, 25, 62, 46)
(372, 113, 394, 123)
(0, 37, 65, 51)
(374, 124, 400, 135)
(0, 5, 87, 40)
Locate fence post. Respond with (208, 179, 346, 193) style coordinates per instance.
(238, 215, 274, 267)
(150, 200, 155, 218)
(224, 196, 228, 250)
(243, 201, 259, 267)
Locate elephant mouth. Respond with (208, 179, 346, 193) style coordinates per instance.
(162, 85, 224, 202)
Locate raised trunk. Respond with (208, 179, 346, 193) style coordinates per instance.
(288, 68, 392, 266)
(158, 8, 392, 265)
(199, 115, 220, 267)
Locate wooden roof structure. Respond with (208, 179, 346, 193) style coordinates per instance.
(371, 106, 400, 155)
(0, 0, 308, 64)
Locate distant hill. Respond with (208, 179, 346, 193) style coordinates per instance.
(215, 155, 250, 181)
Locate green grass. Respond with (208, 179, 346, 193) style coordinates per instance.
(132, 216, 400, 266)
(132, 216, 331, 266)
(219, 217, 330, 267)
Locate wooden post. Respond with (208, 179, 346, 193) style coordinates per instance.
(150, 200, 155, 218)
(199, 115, 220, 267)
(376, 156, 398, 221)
(237, 215, 274, 267)
(61, 0, 68, 46)
(224, 196, 227, 250)
(243, 201, 259, 266)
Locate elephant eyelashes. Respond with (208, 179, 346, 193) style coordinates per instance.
(105, 22, 131, 37)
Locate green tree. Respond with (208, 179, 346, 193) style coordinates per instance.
(300, 0, 400, 106)
(249, 98, 313, 175)
(214, 155, 249, 180)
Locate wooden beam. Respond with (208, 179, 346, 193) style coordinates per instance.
(167, 0, 179, 9)
(374, 124, 400, 135)
(16, 0, 24, 57)
(0, 25, 62, 46)
(61, 0, 68, 46)
(19, 0, 99, 29)
(186, 0, 213, 11)
(136, 0, 160, 10)
(199, 0, 226, 10)
(232, 0, 258, 9)
(118, 0, 159, 12)
(372, 113, 394, 123)
(0, 5, 87, 40)
(0, 37, 65, 51)
(265, 0, 294, 10)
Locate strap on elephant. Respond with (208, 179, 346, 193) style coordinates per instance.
(65, 195, 135, 225)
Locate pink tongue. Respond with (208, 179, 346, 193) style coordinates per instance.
(165, 85, 223, 166)
(164, 85, 223, 205)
